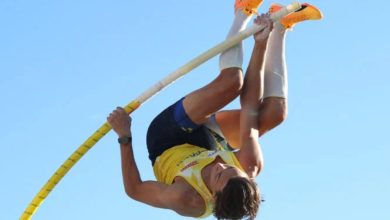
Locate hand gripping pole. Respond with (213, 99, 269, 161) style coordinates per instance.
(20, 2, 301, 219)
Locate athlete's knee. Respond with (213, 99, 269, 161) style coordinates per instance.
(269, 98, 288, 124)
(219, 67, 244, 95)
(273, 100, 287, 123)
(272, 107, 287, 126)
(258, 98, 288, 133)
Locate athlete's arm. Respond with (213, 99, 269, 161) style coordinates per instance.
(107, 107, 193, 216)
(236, 15, 273, 178)
(119, 141, 194, 216)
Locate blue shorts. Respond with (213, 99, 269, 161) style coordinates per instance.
(146, 98, 230, 165)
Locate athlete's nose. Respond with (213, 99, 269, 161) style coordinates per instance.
(215, 162, 226, 171)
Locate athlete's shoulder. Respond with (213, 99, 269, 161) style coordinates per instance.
(170, 177, 205, 217)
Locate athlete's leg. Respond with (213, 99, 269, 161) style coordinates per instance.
(251, 3, 323, 134)
(183, 3, 262, 125)
(214, 21, 287, 148)
(183, 67, 243, 125)
(214, 4, 323, 148)
(256, 20, 289, 133)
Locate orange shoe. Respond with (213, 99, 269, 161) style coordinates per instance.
(235, 0, 263, 16)
(269, 3, 323, 28)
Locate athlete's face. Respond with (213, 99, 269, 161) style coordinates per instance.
(210, 162, 248, 194)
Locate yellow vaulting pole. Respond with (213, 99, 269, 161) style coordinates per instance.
(20, 2, 301, 219)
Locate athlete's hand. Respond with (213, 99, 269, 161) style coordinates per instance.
(253, 14, 273, 43)
(107, 107, 132, 137)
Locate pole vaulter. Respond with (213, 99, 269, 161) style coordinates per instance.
(21, 3, 302, 219)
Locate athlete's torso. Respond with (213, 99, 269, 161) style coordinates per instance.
(153, 144, 243, 218)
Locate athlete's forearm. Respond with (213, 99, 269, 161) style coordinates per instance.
(120, 142, 143, 197)
(107, 107, 144, 197)
(108, 108, 178, 208)
(240, 41, 267, 109)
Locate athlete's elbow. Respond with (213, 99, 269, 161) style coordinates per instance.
(124, 186, 135, 199)
(245, 162, 263, 178)
(124, 184, 141, 200)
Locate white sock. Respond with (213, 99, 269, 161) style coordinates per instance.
(264, 23, 288, 98)
(219, 11, 252, 71)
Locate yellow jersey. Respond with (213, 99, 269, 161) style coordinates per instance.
(153, 143, 244, 218)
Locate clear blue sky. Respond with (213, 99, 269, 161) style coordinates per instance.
(1, 0, 389, 219)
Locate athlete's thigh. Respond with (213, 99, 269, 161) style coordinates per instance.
(183, 68, 243, 125)
(215, 110, 241, 148)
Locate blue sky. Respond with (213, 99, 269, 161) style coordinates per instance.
(1, 0, 389, 219)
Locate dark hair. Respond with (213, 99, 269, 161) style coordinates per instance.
(213, 177, 261, 220)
